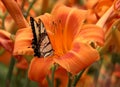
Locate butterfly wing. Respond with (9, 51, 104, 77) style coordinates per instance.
(30, 17, 40, 42)
(30, 17, 41, 57)
(38, 19, 54, 57)
(30, 17, 53, 57)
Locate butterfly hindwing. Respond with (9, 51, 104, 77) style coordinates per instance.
(30, 17, 53, 57)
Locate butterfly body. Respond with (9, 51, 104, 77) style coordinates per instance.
(30, 17, 53, 58)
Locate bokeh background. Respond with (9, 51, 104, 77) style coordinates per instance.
(0, 0, 120, 87)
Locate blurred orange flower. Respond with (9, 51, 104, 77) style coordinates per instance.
(0, 47, 11, 65)
(0, 30, 14, 52)
(94, 0, 113, 18)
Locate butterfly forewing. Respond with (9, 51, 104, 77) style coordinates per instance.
(30, 17, 40, 43)
(30, 17, 53, 58)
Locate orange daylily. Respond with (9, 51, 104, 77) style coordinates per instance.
(12, 3, 104, 83)
(101, 0, 120, 54)
(84, 0, 113, 24)
(0, 30, 14, 52)
(100, 19, 120, 54)
(2, 0, 120, 87)
(94, 0, 113, 18)
(76, 74, 94, 87)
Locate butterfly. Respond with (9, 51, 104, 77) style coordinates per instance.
(30, 17, 53, 58)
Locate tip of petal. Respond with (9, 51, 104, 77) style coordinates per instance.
(54, 42, 100, 74)
(28, 57, 54, 82)
(13, 28, 34, 55)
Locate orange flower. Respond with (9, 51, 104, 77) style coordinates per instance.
(12, 3, 104, 83)
(76, 74, 94, 87)
(0, 30, 14, 52)
(0, 46, 11, 65)
(113, 63, 120, 78)
(94, 0, 113, 18)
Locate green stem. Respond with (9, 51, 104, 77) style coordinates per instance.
(94, 57, 103, 87)
(72, 69, 85, 87)
(67, 72, 72, 87)
(23, 77, 30, 87)
(46, 64, 56, 87)
(0, 47, 5, 55)
(24, 0, 36, 18)
(5, 57, 15, 87)
(23, 69, 30, 87)
(15, 69, 21, 87)
(78, 0, 85, 5)
(51, 65, 56, 87)
(46, 75, 52, 87)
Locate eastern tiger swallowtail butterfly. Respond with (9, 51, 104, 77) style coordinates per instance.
(30, 17, 53, 58)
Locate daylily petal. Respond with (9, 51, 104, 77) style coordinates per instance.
(0, 30, 13, 52)
(54, 41, 99, 74)
(51, 3, 88, 52)
(51, 4, 72, 54)
(28, 57, 54, 82)
(86, 10, 98, 24)
(51, 3, 71, 28)
(63, 8, 88, 51)
(36, 13, 54, 33)
(13, 27, 34, 55)
(78, 24, 104, 46)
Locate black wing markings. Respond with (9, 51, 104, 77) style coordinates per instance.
(30, 17, 53, 57)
